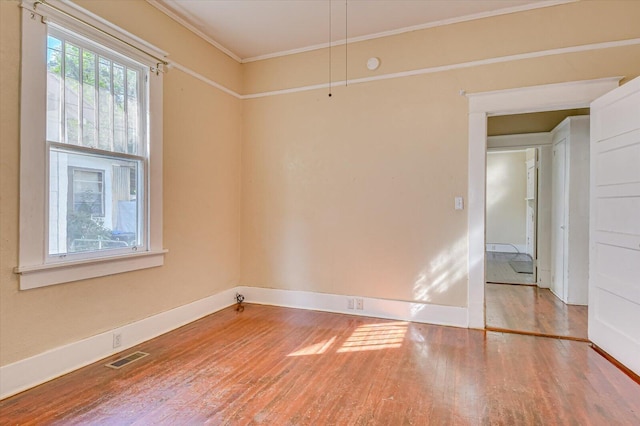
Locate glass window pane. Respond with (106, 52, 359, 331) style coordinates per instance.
(98, 57, 113, 151)
(113, 64, 126, 153)
(82, 50, 97, 148)
(64, 42, 80, 145)
(49, 147, 142, 255)
(46, 36, 63, 142)
(126, 69, 139, 155)
(47, 31, 144, 155)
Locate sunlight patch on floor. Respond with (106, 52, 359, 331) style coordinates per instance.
(287, 336, 337, 357)
(337, 321, 408, 353)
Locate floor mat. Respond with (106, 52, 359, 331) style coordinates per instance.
(509, 260, 533, 274)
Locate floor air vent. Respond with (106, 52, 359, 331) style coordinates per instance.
(105, 351, 149, 369)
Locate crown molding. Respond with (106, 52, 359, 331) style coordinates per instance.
(146, 0, 575, 64)
(146, 0, 242, 63)
(241, 0, 577, 63)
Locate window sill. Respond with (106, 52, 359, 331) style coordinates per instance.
(15, 249, 168, 290)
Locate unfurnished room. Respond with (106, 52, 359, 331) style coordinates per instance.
(1, 0, 639, 423)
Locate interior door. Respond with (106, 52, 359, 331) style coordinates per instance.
(589, 76, 640, 376)
(551, 138, 567, 301)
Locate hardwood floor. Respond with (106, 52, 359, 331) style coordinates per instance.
(2, 304, 638, 424)
(486, 283, 588, 340)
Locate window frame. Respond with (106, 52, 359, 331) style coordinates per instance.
(16, 0, 166, 290)
(68, 166, 105, 217)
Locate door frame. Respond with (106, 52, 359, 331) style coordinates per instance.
(466, 76, 621, 328)
(525, 150, 537, 267)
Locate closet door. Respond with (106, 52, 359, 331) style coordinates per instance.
(551, 137, 567, 301)
(589, 76, 640, 376)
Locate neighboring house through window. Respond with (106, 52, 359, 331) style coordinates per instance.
(69, 168, 105, 217)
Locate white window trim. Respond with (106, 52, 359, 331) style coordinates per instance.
(15, 0, 167, 290)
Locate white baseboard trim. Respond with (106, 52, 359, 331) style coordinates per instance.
(0, 286, 468, 400)
(236, 286, 468, 328)
(486, 243, 527, 253)
(0, 287, 237, 400)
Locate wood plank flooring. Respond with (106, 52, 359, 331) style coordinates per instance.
(486, 283, 588, 340)
(1, 304, 638, 425)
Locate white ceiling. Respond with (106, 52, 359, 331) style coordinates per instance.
(150, 0, 572, 62)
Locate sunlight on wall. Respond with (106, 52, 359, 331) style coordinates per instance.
(412, 235, 467, 309)
(287, 336, 337, 357)
(486, 153, 509, 211)
(337, 321, 408, 353)
(486, 150, 528, 248)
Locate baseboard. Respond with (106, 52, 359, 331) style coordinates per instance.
(0, 287, 237, 400)
(486, 243, 527, 253)
(236, 286, 468, 328)
(0, 286, 468, 400)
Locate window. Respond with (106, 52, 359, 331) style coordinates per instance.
(69, 167, 105, 217)
(17, 0, 166, 289)
(46, 25, 146, 258)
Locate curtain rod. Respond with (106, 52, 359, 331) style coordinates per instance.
(30, 0, 169, 70)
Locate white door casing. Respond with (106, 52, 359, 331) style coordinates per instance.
(589, 76, 640, 376)
(467, 76, 621, 329)
(525, 153, 537, 259)
(525, 149, 538, 282)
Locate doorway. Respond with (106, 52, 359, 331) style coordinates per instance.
(465, 77, 622, 332)
(483, 110, 589, 340)
(485, 147, 537, 286)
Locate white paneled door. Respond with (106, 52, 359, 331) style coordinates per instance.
(589, 76, 640, 376)
(551, 136, 567, 301)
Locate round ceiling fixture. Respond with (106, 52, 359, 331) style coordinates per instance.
(367, 57, 380, 71)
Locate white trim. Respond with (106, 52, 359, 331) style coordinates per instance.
(468, 76, 625, 115)
(187, 0, 575, 63)
(467, 77, 621, 329)
(0, 288, 238, 400)
(169, 62, 242, 99)
(145, 0, 241, 63)
(237, 286, 468, 328)
(15, 250, 167, 290)
(468, 112, 488, 329)
(243, 39, 638, 99)
(485, 244, 527, 253)
(488, 132, 552, 149)
(0, 286, 466, 399)
(244, 0, 575, 63)
(164, 38, 640, 101)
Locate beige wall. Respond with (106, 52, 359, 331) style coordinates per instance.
(0, 0, 242, 365)
(2, 0, 640, 368)
(240, 0, 640, 307)
(486, 151, 527, 248)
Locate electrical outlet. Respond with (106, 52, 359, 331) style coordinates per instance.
(113, 332, 122, 348)
(347, 298, 355, 310)
(356, 298, 364, 310)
